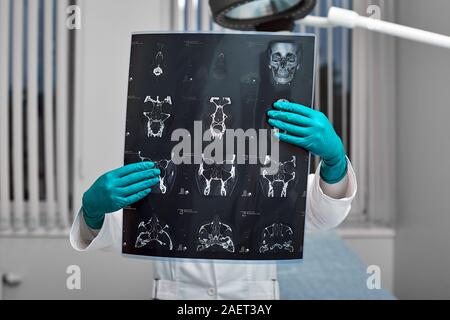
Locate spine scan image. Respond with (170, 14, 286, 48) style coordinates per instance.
(209, 97, 232, 140)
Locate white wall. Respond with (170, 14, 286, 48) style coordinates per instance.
(394, 0, 450, 299)
(339, 229, 395, 292)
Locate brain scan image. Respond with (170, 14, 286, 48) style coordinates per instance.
(135, 216, 174, 250)
(138, 151, 177, 195)
(143, 96, 172, 138)
(268, 42, 301, 85)
(197, 215, 235, 253)
(260, 156, 297, 198)
(196, 155, 238, 197)
(259, 222, 294, 254)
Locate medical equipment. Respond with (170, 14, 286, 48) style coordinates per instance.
(209, 0, 450, 49)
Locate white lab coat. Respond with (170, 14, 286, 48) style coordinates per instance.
(70, 160, 357, 300)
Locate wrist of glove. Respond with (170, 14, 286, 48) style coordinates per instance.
(320, 154, 348, 185)
(82, 206, 105, 230)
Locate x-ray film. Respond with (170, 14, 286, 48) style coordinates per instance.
(123, 33, 316, 260)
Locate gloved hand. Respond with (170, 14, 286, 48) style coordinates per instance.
(82, 162, 161, 229)
(267, 100, 348, 184)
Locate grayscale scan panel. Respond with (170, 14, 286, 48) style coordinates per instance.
(123, 33, 315, 260)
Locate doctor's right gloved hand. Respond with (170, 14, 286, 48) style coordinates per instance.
(82, 162, 161, 230)
(267, 100, 348, 184)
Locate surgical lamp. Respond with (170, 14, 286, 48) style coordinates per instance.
(209, 0, 450, 49)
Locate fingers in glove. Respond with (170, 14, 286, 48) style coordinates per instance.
(267, 110, 314, 127)
(114, 162, 155, 178)
(122, 188, 153, 207)
(268, 119, 311, 137)
(118, 168, 161, 187)
(119, 177, 160, 197)
(273, 101, 315, 118)
(275, 132, 311, 149)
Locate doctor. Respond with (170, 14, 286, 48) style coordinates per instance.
(70, 100, 357, 300)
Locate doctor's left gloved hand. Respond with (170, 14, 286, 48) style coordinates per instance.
(82, 162, 161, 230)
(267, 100, 348, 184)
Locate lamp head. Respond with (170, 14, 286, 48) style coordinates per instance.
(209, 0, 317, 32)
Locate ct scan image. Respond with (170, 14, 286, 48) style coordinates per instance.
(123, 33, 316, 260)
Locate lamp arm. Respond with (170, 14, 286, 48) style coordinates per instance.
(299, 15, 331, 28)
(297, 7, 450, 50)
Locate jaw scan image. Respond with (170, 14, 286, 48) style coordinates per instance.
(197, 215, 235, 253)
(135, 216, 174, 250)
(138, 151, 177, 195)
(196, 155, 238, 197)
(268, 42, 301, 85)
(259, 222, 294, 253)
(143, 96, 172, 138)
(260, 156, 297, 198)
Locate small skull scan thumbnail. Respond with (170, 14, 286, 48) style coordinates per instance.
(268, 42, 301, 85)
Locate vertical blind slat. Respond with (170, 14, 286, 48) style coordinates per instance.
(44, 0, 56, 229)
(299, 24, 306, 34)
(27, 0, 41, 230)
(170, 0, 179, 31)
(178, 0, 186, 32)
(56, 0, 70, 228)
(0, 0, 11, 231)
(12, 0, 25, 230)
(313, 3, 321, 111)
(200, 0, 211, 31)
(187, 0, 198, 31)
(350, 2, 367, 215)
(327, 0, 334, 124)
(313, 2, 321, 167)
(341, 0, 349, 151)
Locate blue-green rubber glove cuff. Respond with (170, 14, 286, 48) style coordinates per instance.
(320, 155, 348, 184)
(82, 203, 105, 230)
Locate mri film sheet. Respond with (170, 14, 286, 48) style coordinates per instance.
(123, 33, 315, 260)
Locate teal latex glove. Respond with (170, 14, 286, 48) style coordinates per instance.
(82, 162, 161, 229)
(267, 100, 348, 184)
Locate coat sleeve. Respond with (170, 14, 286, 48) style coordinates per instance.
(69, 208, 123, 253)
(305, 159, 357, 231)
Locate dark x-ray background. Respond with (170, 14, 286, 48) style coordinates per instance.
(123, 33, 315, 260)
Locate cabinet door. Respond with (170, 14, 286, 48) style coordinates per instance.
(0, 238, 155, 300)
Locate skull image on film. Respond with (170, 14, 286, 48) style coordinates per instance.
(268, 42, 301, 85)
